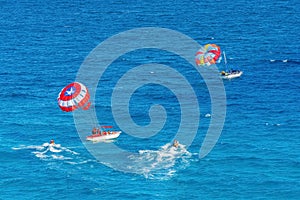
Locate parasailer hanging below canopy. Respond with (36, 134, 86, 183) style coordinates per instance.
(57, 82, 91, 112)
(195, 44, 222, 66)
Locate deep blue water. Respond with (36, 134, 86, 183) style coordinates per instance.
(1, 0, 300, 199)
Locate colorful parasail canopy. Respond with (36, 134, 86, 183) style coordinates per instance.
(57, 82, 91, 112)
(195, 44, 222, 66)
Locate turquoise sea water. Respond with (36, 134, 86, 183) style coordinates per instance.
(1, 0, 300, 199)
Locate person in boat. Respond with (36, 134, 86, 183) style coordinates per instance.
(92, 127, 97, 135)
(230, 69, 240, 74)
(221, 71, 226, 76)
(96, 128, 101, 135)
(173, 140, 179, 148)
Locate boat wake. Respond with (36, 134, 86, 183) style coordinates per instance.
(13, 142, 194, 179)
(127, 143, 192, 180)
(12, 143, 95, 165)
(32, 142, 79, 160)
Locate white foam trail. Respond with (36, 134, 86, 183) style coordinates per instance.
(126, 142, 192, 179)
(49, 146, 62, 153)
(13, 143, 96, 166)
(61, 147, 79, 155)
(12, 145, 45, 151)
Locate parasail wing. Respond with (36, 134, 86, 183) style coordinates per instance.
(195, 44, 222, 66)
(57, 82, 91, 112)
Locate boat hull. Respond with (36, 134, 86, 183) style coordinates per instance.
(86, 131, 121, 142)
(221, 71, 243, 79)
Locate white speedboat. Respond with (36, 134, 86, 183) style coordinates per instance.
(220, 51, 243, 79)
(221, 70, 243, 79)
(86, 131, 121, 142)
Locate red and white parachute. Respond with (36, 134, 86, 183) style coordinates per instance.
(195, 44, 222, 66)
(57, 82, 91, 112)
